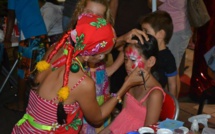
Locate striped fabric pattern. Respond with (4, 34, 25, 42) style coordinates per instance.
(12, 86, 83, 133)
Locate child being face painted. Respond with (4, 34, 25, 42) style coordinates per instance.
(124, 45, 145, 75)
(101, 34, 165, 134)
(124, 34, 159, 76)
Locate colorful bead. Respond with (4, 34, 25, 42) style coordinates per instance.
(70, 63, 80, 73)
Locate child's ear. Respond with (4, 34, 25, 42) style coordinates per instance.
(147, 56, 156, 67)
(82, 56, 90, 62)
(156, 29, 165, 40)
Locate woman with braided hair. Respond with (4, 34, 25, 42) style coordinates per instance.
(11, 13, 145, 134)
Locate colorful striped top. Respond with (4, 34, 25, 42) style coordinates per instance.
(12, 75, 86, 133)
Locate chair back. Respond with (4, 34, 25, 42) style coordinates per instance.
(159, 92, 179, 121)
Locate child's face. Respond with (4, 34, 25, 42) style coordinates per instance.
(141, 23, 157, 39)
(124, 45, 146, 75)
(88, 48, 113, 64)
(83, 1, 106, 17)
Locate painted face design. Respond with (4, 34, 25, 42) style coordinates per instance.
(125, 47, 145, 69)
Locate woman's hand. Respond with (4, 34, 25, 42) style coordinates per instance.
(125, 67, 148, 88)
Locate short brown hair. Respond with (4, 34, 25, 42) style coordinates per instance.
(140, 10, 173, 44)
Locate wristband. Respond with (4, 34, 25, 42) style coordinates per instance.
(110, 93, 122, 103)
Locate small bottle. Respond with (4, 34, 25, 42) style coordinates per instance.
(190, 119, 199, 134)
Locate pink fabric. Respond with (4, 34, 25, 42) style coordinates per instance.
(158, 0, 189, 32)
(109, 87, 165, 134)
(12, 74, 86, 133)
(12, 91, 81, 133)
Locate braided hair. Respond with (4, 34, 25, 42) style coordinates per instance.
(36, 13, 116, 125)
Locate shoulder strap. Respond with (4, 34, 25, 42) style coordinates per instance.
(70, 74, 87, 90)
(49, 75, 87, 102)
(140, 86, 165, 103)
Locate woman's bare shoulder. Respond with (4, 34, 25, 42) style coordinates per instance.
(79, 74, 94, 88)
(69, 72, 95, 91)
(70, 73, 96, 101)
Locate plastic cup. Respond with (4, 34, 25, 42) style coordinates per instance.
(157, 128, 173, 134)
(138, 127, 155, 134)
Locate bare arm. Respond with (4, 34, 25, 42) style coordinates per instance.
(98, 92, 128, 134)
(144, 89, 164, 126)
(147, 0, 163, 8)
(3, 9, 15, 48)
(167, 76, 177, 98)
(106, 51, 124, 77)
(109, 0, 118, 21)
(74, 67, 143, 126)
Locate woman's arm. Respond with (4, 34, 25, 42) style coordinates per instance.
(109, 0, 118, 21)
(144, 89, 164, 126)
(74, 67, 143, 126)
(74, 77, 127, 125)
(106, 51, 124, 77)
(98, 93, 128, 134)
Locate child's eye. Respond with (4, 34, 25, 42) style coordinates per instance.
(130, 57, 136, 62)
(131, 59, 136, 62)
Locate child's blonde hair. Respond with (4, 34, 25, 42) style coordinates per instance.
(69, 0, 113, 29)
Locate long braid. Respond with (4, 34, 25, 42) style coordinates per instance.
(36, 14, 116, 126)
(47, 31, 71, 63)
(44, 30, 73, 125)
(57, 36, 74, 125)
(63, 45, 73, 87)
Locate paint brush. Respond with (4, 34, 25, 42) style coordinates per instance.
(140, 71, 145, 83)
(140, 71, 147, 90)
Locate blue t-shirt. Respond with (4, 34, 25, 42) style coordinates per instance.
(8, 0, 47, 39)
